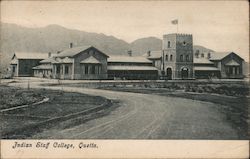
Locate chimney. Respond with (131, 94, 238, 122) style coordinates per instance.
(69, 43, 73, 48)
(128, 50, 132, 57)
(48, 52, 51, 58)
(207, 52, 211, 59)
(147, 50, 151, 57)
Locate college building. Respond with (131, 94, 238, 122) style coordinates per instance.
(10, 33, 245, 80)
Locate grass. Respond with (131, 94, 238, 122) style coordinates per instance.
(0, 85, 116, 139)
(0, 85, 44, 109)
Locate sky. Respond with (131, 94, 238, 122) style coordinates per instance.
(1, 0, 249, 61)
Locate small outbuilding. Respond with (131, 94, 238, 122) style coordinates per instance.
(10, 52, 48, 77)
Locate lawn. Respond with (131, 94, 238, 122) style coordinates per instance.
(0, 85, 115, 139)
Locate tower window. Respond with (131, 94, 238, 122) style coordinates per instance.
(186, 55, 189, 61)
(183, 41, 187, 46)
(180, 55, 183, 62)
(168, 41, 171, 48)
(165, 54, 168, 61)
(170, 55, 173, 61)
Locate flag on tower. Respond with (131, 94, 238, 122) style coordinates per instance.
(171, 19, 178, 25)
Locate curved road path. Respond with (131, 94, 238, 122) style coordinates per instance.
(10, 81, 238, 139)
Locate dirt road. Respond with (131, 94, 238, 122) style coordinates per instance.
(9, 81, 238, 139)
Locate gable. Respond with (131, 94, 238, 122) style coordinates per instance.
(55, 46, 109, 58)
(222, 52, 244, 63)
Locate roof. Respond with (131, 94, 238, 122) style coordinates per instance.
(108, 56, 152, 63)
(194, 66, 220, 71)
(54, 46, 109, 58)
(32, 64, 52, 70)
(108, 65, 158, 71)
(194, 58, 214, 64)
(13, 52, 48, 60)
(80, 56, 101, 64)
(147, 51, 162, 59)
(40, 58, 57, 64)
(209, 52, 232, 60)
(142, 50, 162, 59)
(52, 57, 73, 63)
(225, 59, 240, 66)
(10, 58, 18, 64)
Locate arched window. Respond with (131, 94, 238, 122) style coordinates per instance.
(180, 55, 183, 62)
(207, 53, 211, 59)
(186, 55, 189, 61)
(195, 50, 200, 58)
(170, 55, 173, 61)
(168, 41, 171, 48)
(165, 54, 168, 61)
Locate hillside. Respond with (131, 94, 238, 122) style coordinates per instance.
(0, 23, 214, 73)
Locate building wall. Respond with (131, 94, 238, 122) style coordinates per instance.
(107, 70, 158, 80)
(18, 59, 42, 76)
(73, 48, 108, 80)
(34, 69, 52, 78)
(162, 34, 194, 79)
(220, 53, 243, 78)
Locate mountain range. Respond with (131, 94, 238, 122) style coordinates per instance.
(1, 22, 248, 75)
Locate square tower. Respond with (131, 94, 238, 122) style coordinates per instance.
(162, 33, 194, 79)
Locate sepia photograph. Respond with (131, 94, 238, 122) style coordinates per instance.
(0, 0, 249, 158)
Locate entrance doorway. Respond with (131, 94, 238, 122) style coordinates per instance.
(181, 67, 189, 79)
(166, 68, 172, 79)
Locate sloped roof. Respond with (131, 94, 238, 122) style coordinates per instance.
(194, 58, 214, 64)
(13, 52, 48, 60)
(54, 46, 109, 58)
(40, 57, 57, 64)
(80, 56, 101, 64)
(10, 58, 18, 64)
(53, 57, 73, 63)
(108, 56, 152, 63)
(108, 65, 158, 71)
(32, 64, 52, 70)
(225, 59, 240, 66)
(194, 66, 220, 71)
(143, 50, 162, 59)
(209, 52, 232, 60)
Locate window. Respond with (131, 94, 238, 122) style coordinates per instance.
(183, 41, 187, 46)
(65, 66, 69, 74)
(96, 65, 100, 74)
(201, 53, 204, 58)
(207, 53, 211, 59)
(195, 50, 200, 58)
(180, 55, 183, 62)
(13, 66, 15, 73)
(170, 55, 173, 61)
(99, 66, 101, 74)
(186, 55, 189, 61)
(85, 65, 89, 74)
(165, 54, 168, 61)
(168, 41, 171, 48)
(91, 65, 95, 74)
(56, 65, 60, 74)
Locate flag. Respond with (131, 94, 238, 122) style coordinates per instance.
(171, 19, 178, 25)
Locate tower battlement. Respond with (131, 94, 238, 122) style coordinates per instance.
(163, 33, 192, 38)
